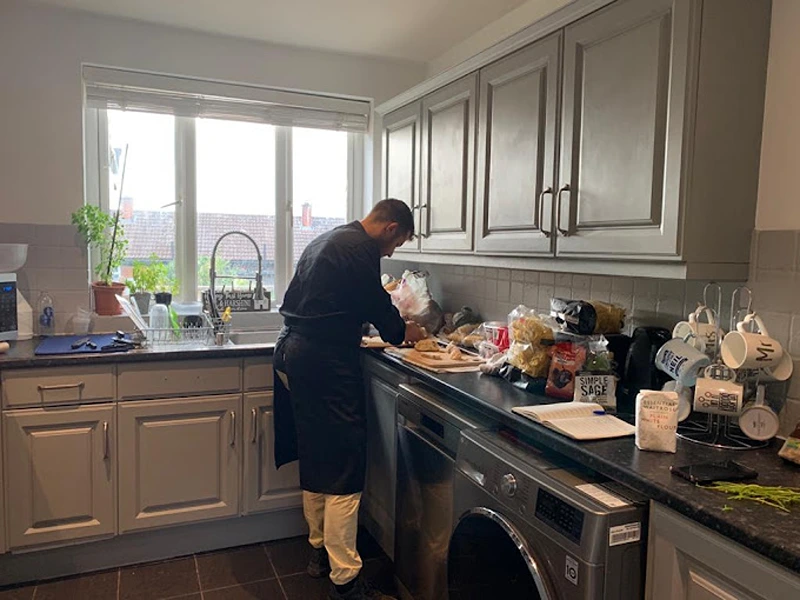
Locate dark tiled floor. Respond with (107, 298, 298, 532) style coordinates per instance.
(0, 529, 394, 600)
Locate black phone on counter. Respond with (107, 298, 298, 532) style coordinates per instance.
(670, 460, 758, 485)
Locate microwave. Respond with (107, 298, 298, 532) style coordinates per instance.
(0, 274, 18, 341)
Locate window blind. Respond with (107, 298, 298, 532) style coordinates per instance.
(83, 66, 371, 133)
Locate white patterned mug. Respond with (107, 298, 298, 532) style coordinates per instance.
(720, 314, 783, 370)
(693, 377, 744, 416)
(673, 307, 721, 355)
(655, 338, 711, 387)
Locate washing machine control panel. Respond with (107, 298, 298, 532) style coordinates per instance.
(534, 488, 585, 544)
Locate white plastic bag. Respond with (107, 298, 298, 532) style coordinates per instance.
(389, 270, 444, 334)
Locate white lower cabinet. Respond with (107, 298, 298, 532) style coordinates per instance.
(646, 503, 800, 600)
(118, 395, 241, 532)
(3, 404, 116, 549)
(243, 392, 301, 514)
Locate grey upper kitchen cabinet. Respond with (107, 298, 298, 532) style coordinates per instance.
(556, 0, 771, 265)
(474, 32, 560, 255)
(420, 75, 478, 253)
(382, 102, 422, 253)
(118, 395, 241, 533)
(4, 404, 116, 549)
(243, 392, 302, 515)
(646, 503, 800, 600)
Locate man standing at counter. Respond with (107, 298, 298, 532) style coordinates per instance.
(274, 199, 425, 600)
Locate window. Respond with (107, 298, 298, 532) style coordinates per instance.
(84, 67, 367, 306)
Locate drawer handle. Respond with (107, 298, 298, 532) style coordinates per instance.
(538, 186, 554, 238)
(103, 421, 109, 459)
(556, 184, 571, 237)
(229, 410, 236, 447)
(37, 381, 85, 393)
(251, 407, 258, 443)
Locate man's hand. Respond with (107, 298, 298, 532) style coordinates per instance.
(404, 321, 427, 344)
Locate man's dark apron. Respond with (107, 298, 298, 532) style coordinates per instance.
(273, 328, 367, 495)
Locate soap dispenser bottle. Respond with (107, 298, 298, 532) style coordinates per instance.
(37, 292, 55, 337)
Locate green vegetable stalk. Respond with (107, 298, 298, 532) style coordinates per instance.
(704, 482, 800, 512)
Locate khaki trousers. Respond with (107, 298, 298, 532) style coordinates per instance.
(303, 490, 363, 585)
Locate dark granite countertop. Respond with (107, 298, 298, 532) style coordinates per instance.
(367, 349, 800, 575)
(0, 339, 274, 369)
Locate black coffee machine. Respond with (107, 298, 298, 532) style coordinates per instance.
(618, 327, 672, 417)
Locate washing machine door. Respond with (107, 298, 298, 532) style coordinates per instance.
(448, 507, 555, 600)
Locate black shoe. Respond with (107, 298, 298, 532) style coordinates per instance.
(308, 546, 331, 578)
(328, 575, 396, 600)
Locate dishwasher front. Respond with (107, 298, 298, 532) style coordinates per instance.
(395, 383, 478, 600)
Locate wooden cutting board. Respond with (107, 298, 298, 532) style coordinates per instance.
(402, 349, 483, 369)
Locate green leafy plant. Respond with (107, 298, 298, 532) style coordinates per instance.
(126, 255, 168, 294)
(71, 204, 128, 285)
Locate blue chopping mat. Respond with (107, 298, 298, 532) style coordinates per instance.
(34, 334, 131, 355)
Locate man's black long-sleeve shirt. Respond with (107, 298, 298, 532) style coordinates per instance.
(280, 221, 406, 346)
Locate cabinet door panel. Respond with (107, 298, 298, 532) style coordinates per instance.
(559, 0, 688, 257)
(383, 103, 421, 252)
(4, 404, 115, 549)
(243, 393, 301, 514)
(421, 75, 477, 252)
(475, 33, 560, 254)
(118, 395, 240, 532)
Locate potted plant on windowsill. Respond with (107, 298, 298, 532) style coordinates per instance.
(125, 254, 166, 316)
(71, 204, 129, 316)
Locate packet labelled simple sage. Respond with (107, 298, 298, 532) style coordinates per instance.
(635, 390, 679, 453)
(574, 373, 617, 412)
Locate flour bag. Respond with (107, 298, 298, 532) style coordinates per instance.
(635, 390, 679, 453)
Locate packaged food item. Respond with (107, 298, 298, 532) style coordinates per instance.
(635, 390, 679, 453)
(574, 373, 618, 409)
(778, 422, 800, 465)
(506, 306, 555, 377)
(453, 307, 482, 329)
(484, 321, 510, 351)
(550, 298, 625, 335)
(545, 342, 587, 399)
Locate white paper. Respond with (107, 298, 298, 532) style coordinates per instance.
(576, 483, 631, 508)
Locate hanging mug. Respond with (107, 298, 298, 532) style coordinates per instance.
(739, 385, 780, 441)
(655, 337, 711, 387)
(721, 314, 784, 370)
(673, 306, 722, 356)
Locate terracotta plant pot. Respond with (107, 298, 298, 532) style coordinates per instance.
(92, 282, 126, 316)
(131, 292, 152, 316)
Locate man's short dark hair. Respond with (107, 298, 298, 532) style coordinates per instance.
(368, 198, 415, 239)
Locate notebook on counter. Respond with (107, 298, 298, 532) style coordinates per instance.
(512, 402, 635, 440)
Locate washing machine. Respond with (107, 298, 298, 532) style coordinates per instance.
(448, 429, 647, 599)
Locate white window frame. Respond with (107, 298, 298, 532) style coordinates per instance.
(87, 109, 363, 308)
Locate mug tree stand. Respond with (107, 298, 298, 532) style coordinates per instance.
(677, 413, 769, 450)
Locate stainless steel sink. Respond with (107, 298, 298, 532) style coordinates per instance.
(228, 330, 279, 345)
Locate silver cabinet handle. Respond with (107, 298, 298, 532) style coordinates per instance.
(556, 184, 571, 236)
(538, 186, 554, 238)
(251, 407, 258, 443)
(229, 411, 236, 447)
(37, 382, 85, 393)
(103, 421, 109, 459)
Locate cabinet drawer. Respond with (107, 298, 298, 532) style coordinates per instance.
(2, 366, 115, 408)
(118, 359, 241, 399)
(244, 357, 273, 391)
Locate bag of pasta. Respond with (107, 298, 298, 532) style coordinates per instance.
(506, 306, 555, 378)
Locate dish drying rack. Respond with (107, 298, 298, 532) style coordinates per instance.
(144, 315, 231, 350)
